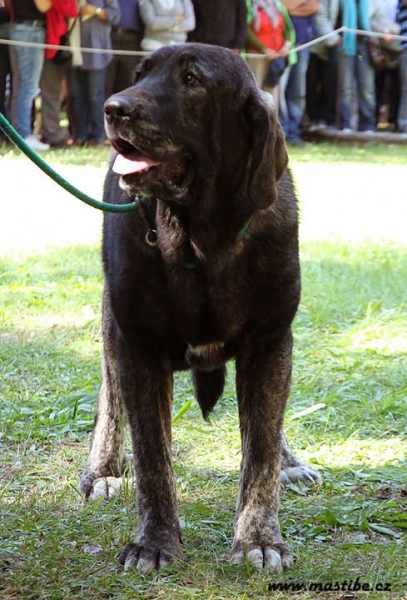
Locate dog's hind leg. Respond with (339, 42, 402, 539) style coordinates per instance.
(191, 366, 226, 419)
(280, 432, 322, 486)
(79, 288, 128, 498)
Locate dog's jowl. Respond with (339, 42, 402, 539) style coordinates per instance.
(79, 44, 320, 574)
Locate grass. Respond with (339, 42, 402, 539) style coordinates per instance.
(1, 136, 407, 167)
(0, 143, 406, 599)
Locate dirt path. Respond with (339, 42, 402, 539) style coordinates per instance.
(0, 159, 103, 255)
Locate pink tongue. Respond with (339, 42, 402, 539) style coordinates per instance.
(113, 153, 160, 176)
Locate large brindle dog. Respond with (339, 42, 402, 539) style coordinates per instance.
(79, 44, 320, 574)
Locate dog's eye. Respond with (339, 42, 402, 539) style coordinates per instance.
(183, 72, 196, 85)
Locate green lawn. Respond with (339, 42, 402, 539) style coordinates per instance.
(0, 142, 406, 599)
(2, 137, 407, 166)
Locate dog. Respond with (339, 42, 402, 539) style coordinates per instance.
(79, 43, 320, 574)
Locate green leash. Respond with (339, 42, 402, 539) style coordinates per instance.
(0, 112, 138, 213)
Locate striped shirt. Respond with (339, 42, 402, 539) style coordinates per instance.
(398, 1, 407, 50)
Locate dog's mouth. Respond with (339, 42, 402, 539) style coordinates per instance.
(110, 137, 161, 176)
(109, 135, 193, 201)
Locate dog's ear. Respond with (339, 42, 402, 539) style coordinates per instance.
(245, 89, 288, 209)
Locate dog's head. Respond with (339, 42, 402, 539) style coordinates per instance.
(104, 44, 287, 209)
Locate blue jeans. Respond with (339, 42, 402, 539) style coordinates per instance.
(279, 48, 310, 141)
(9, 23, 45, 138)
(398, 49, 407, 132)
(70, 67, 106, 142)
(340, 39, 376, 131)
(0, 22, 11, 119)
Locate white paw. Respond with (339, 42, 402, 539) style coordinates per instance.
(89, 476, 135, 501)
(280, 464, 322, 486)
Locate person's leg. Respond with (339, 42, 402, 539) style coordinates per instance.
(40, 59, 68, 145)
(278, 64, 291, 137)
(115, 32, 143, 91)
(284, 48, 310, 141)
(70, 67, 89, 143)
(65, 65, 77, 139)
(388, 67, 399, 128)
(397, 49, 407, 133)
(114, 55, 138, 94)
(305, 52, 320, 123)
(9, 23, 45, 139)
(88, 67, 106, 142)
(339, 51, 355, 130)
(322, 46, 339, 126)
(375, 68, 386, 125)
(356, 39, 376, 132)
(105, 31, 142, 98)
(0, 22, 11, 119)
(270, 85, 279, 113)
(104, 54, 117, 102)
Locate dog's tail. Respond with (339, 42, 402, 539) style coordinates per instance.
(192, 366, 226, 420)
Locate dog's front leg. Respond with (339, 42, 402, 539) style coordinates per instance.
(118, 344, 182, 574)
(231, 328, 294, 573)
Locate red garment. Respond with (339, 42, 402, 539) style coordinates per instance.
(253, 9, 285, 52)
(45, 0, 78, 60)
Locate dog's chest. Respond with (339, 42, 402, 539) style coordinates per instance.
(164, 257, 249, 345)
(153, 205, 248, 339)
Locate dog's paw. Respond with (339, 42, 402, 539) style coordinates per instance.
(280, 464, 322, 486)
(79, 454, 133, 498)
(78, 470, 98, 498)
(231, 512, 292, 573)
(119, 541, 182, 575)
(87, 476, 135, 501)
(230, 543, 293, 572)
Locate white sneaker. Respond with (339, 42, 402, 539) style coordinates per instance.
(341, 128, 354, 134)
(24, 135, 50, 152)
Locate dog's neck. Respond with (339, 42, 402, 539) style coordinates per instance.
(154, 180, 255, 264)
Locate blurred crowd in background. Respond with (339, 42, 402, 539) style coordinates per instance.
(0, 0, 406, 151)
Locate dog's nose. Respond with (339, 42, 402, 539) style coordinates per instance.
(104, 94, 135, 119)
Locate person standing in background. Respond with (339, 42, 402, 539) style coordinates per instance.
(279, 0, 319, 145)
(189, 0, 247, 51)
(105, 0, 143, 98)
(6, 0, 51, 151)
(307, 0, 399, 133)
(305, 0, 341, 131)
(70, 0, 120, 145)
(39, 0, 78, 147)
(139, 0, 195, 51)
(339, 0, 399, 133)
(397, 0, 407, 133)
(375, 0, 399, 131)
(0, 0, 12, 141)
(246, 0, 295, 106)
